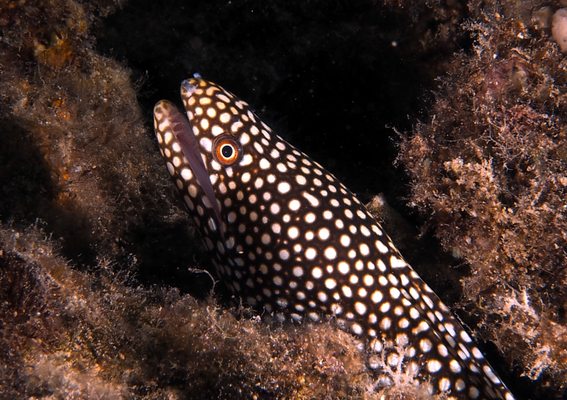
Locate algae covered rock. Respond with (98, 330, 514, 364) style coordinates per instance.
(0, 0, 564, 399)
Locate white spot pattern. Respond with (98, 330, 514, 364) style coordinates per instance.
(153, 78, 516, 400)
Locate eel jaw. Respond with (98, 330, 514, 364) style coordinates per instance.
(153, 99, 225, 239)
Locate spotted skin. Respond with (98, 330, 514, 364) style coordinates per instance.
(153, 77, 515, 400)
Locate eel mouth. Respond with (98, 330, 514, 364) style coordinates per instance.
(153, 96, 225, 239)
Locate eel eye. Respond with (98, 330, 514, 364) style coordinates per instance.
(213, 135, 241, 166)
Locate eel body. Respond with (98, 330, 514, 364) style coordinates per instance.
(153, 76, 515, 400)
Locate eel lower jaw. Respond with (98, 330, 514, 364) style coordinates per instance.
(153, 99, 226, 240)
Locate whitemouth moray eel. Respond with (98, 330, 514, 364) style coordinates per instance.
(153, 76, 515, 400)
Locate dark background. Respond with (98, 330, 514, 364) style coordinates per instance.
(95, 0, 458, 211)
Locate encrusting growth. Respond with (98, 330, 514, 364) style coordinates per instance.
(153, 76, 515, 399)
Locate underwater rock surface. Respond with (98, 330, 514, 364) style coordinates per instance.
(0, 0, 564, 399)
(397, 2, 567, 396)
